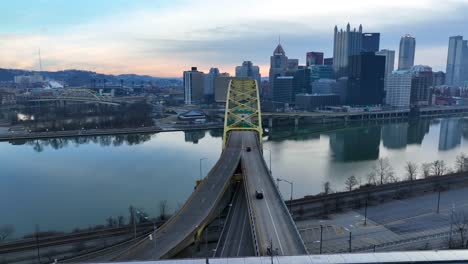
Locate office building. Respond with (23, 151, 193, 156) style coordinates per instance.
(433, 71, 446, 86)
(287, 59, 299, 71)
(309, 65, 334, 83)
(346, 52, 385, 105)
(235, 61, 261, 85)
(214, 75, 234, 103)
(446, 36, 468, 86)
(376, 49, 395, 80)
(290, 66, 311, 95)
(410, 65, 433, 106)
(333, 23, 363, 78)
(183, 67, 205, 104)
(324, 58, 333, 66)
(398, 34, 416, 70)
(312, 79, 336, 94)
(269, 43, 289, 98)
(385, 70, 412, 108)
(295, 93, 340, 111)
(306, 52, 324, 66)
(204, 68, 219, 103)
(362, 33, 380, 52)
(272, 76, 295, 105)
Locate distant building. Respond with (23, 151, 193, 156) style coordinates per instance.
(312, 79, 336, 94)
(309, 65, 334, 83)
(410, 65, 433, 106)
(333, 23, 363, 78)
(0, 90, 16, 105)
(362, 33, 380, 53)
(445, 36, 468, 86)
(235, 61, 261, 85)
(306, 52, 324, 66)
(398, 34, 416, 70)
(269, 43, 289, 98)
(433, 71, 446, 86)
(385, 70, 412, 108)
(296, 93, 340, 111)
(346, 52, 385, 105)
(290, 66, 311, 96)
(376, 49, 396, 80)
(14, 74, 44, 87)
(183, 67, 205, 105)
(214, 75, 234, 103)
(272, 76, 294, 105)
(287, 59, 299, 71)
(204, 68, 219, 103)
(324, 58, 333, 66)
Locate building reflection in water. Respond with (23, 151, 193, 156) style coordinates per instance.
(184, 130, 206, 144)
(439, 118, 462, 151)
(407, 119, 430, 145)
(329, 126, 381, 162)
(381, 123, 408, 149)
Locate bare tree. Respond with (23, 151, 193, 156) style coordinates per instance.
(117, 216, 125, 226)
(128, 205, 136, 226)
(455, 153, 468, 172)
(159, 200, 168, 220)
(372, 158, 394, 185)
(345, 175, 358, 191)
(431, 160, 448, 176)
(0, 225, 14, 241)
(366, 172, 377, 185)
(106, 217, 115, 227)
(421, 163, 432, 178)
(404, 161, 418, 181)
(323, 181, 332, 195)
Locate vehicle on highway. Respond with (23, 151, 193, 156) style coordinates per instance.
(255, 190, 264, 199)
(246, 146, 251, 152)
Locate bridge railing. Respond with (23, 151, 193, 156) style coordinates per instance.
(241, 163, 261, 256)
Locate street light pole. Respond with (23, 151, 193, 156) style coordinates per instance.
(263, 147, 272, 175)
(200, 158, 207, 181)
(319, 225, 323, 254)
(277, 178, 293, 213)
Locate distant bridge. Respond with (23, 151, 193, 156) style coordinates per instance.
(21, 89, 122, 105)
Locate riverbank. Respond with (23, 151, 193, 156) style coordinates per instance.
(0, 124, 223, 142)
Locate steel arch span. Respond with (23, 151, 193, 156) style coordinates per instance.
(223, 79, 262, 147)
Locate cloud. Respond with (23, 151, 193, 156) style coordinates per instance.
(0, 0, 467, 76)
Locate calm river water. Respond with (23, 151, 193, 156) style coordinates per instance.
(2, 116, 468, 238)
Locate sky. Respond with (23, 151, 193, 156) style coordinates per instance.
(1, 0, 468, 78)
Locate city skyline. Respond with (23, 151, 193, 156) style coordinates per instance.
(1, 0, 468, 77)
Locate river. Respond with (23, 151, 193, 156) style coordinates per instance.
(1, 116, 468, 239)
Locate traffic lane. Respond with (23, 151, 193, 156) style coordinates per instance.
(219, 185, 254, 257)
(242, 131, 306, 256)
(120, 133, 244, 260)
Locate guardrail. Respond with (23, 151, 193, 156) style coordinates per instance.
(241, 163, 261, 256)
(255, 136, 308, 254)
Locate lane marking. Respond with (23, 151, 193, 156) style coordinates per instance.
(264, 195, 284, 255)
(236, 212, 248, 256)
(220, 187, 241, 257)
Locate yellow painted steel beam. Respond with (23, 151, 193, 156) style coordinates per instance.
(223, 79, 262, 147)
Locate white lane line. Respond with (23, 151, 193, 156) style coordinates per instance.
(220, 188, 241, 257)
(264, 196, 284, 255)
(236, 209, 248, 256)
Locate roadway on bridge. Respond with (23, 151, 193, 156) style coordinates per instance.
(242, 131, 308, 256)
(117, 131, 244, 260)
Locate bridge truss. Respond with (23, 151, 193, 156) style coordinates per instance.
(223, 79, 262, 147)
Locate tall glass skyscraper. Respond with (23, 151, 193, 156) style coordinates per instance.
(446, 36, 468, 86)
(398, 34, 416, 70)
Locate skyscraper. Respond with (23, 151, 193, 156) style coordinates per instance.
(306, 52, 324, 66)
(362, 33, 380, 53)
(235, 61, 261, 85)
(183, 67, 205, 105)
(346, 52, 385, 105)
(398, 34, 416, 70)
(385, 70, 412, 108)
(269, 43, 288, 98)
(333, 23, 363, 78)
(204, 67, 219, 103)
(324, 58, 333, 66)
(445, 36, 468, 86)
(410, 65, 433, 106)
(376, 49, 395, 80)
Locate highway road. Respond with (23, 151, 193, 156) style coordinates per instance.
(242, 131, 307, 256)
(215, 184, 254, 258)
(116, 131, 244, 260)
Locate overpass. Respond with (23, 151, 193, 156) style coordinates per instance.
(112, 79, 306, 261)
(20, 89, 121, 105)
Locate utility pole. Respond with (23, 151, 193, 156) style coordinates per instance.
(364, 198, 368, 225)
(436, 190, 441, 214)
(133, 209, 137, 239)
(270, 239, 274, 264)
(319, 225, 323, 254)
(35, 224, 41, 264)
(348, 232, 352, 253)
(449, 204, 455, 247)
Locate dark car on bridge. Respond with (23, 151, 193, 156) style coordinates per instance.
(255, 190, 264, 199)
(246, 146, 251, 152)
